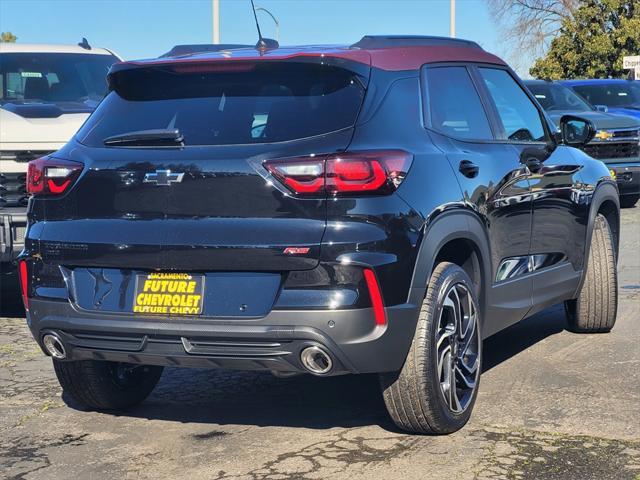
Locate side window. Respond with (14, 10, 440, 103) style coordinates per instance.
(478, 68, 547, 142)
(424, 66, 493, 140)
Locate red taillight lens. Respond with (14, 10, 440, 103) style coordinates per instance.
(27, 157, 83, 196)
(364, 268, 386, 326)
(264, 150, 412, 197)
(18, 260, 29, 311)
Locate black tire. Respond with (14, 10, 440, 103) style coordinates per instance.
(380, 262, 482, 434)
(53, 360, 163, 410)
(619, 195, 639, 209)
(565, 213, 618, 333)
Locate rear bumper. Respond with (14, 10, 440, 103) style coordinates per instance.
(26, 296, 421, 375)
(607, 163, 640, 197)
(0, 209, 27, 266)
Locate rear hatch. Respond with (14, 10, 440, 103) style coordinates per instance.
(35, 55, 370, 312)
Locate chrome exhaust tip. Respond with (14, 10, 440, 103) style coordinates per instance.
(42, 333, 66, 360)
(300, 346, 333, 375)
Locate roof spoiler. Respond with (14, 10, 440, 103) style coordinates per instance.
(351, 35, 482, 50)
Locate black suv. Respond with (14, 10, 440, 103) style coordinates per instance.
(19, 36, 620, 434)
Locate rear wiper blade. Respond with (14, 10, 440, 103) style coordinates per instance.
(103, 129, 184, 147)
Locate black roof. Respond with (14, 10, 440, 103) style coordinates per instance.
(351, 35, 482, 50)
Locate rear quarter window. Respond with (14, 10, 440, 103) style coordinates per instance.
(77, 62, 366, 146)
(423, 66, 494, 141)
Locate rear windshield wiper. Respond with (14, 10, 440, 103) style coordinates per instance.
(103, 129, 184, 147)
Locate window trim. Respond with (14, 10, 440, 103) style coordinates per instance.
(421, 62, 498, 143)
(473, 65, 554, 145)
(421, 61, 556, 146)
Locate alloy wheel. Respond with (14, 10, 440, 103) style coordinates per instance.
(435, 282, 481, 414)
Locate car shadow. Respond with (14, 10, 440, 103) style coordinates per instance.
(62, 304, 568, 431)
(482, 304, 567, 372)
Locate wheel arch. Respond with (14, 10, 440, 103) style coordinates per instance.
(409, 208, 491, 319)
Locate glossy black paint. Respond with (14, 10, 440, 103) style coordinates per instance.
(22, 51, 619, 374)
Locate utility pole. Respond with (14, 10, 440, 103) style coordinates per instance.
(213, 0, 220, 44)
(450, 0, 456, 38)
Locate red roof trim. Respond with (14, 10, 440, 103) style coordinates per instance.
(111, 45, 506, 75)
(368, 46, 506, 70)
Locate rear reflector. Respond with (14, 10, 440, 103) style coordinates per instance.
(264, 150, 412, 197)
(27, 157, 83, 196)
(18, 260, 29, 311)
(363, 268, 386, 326)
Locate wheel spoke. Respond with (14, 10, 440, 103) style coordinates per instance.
(451, 379, 462, 412)
(460, 312, 476, 353)
(445, 358, 455, 410)
(436, 328, 454, 351)
(459, 355, 479, 375)
(455, 364, 476, 389)
(438, 344, 452, 380)
(450, 287, 462, 333)
(460, 293, 474, 340)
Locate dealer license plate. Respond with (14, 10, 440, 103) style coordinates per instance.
(133, 272, 205, 315)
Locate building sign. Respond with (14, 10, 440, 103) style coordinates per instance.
(623, 55, 640, 80)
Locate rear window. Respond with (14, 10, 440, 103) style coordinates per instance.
(77, 62, 366, 146)
(572, 82, 640, 108)
(0, 52, 117, 106)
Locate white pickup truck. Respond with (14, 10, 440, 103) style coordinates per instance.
(0, 41, 120, 271)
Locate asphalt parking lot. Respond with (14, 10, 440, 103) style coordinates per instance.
(1, 208, 639, 480)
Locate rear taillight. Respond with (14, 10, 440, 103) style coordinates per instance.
(27, 157, 83, 196)
(18, 260, 29, 311)
(264, 150, 412, 197)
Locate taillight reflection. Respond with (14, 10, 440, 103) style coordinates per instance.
(27, 157, 83, 196)
(264, 150, 412, 197)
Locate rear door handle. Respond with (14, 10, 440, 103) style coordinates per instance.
(459, 160, 479, 178)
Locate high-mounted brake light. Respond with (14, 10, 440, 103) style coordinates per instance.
(264, 150, 412, 197)
(27, 157, 83, 196)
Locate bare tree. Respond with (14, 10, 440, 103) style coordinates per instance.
(487, 0, 579, 69)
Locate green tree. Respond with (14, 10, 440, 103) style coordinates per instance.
(0, 32, 17, 43)
(530, 0, 640, 79)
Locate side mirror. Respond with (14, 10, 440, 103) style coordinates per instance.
(559, 115, 596, 147)
(594, 104, 609, 113)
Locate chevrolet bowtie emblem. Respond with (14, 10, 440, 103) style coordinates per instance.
(143, 170, 184, 186)
(594, 130, 614, 141)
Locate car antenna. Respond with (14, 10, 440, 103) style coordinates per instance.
(250, 0, 278, 51)
(78, 37, 91, 50)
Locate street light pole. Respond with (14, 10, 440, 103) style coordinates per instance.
(450, 0, 456, 38)
(213, 0, 220, 44)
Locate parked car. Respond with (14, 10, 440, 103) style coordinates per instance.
(525, 80, 640, 208)
(562, 79, 640, 120)
(0, 40, 120, 274)
(18, 36, 620, 435)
